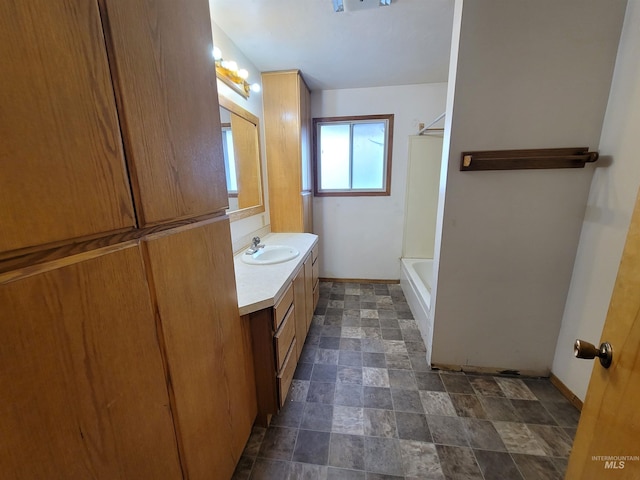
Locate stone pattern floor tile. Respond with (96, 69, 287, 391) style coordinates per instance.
(232, 281, 580, 480)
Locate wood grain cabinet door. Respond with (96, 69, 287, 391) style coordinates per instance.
(144, 218, 256, 480)
(0, 245, 182, 479)
(101, 0, 228, 226)
(0, 1, 136, 255)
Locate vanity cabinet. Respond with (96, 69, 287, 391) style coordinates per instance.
(247, 245, 319, 425)
(262, 70, 313, 233)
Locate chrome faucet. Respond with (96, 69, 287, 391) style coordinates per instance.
(246, 236, 265, 255)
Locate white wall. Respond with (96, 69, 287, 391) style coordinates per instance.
(209, 19, 271, 251)
(552, 1, 640, 401)
(311, 83, 448, 280)
(431, 0, 627, 374)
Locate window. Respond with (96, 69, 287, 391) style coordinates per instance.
(313, 114, 394, 196)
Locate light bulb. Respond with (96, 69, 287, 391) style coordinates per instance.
(212, 46, 222, 60)
(250, 83, 261, 93)
(226, 61, 238, 72)
(238, 69, 249, 80)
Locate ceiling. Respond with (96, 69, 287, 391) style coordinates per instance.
(208, 0, 455, 91)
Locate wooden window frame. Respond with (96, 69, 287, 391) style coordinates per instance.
(312, 114, 394, 197)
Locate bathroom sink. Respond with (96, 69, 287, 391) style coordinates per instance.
(241, 245, 300, 265)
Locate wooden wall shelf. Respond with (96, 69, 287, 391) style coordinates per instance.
(460, 147, 599, 171)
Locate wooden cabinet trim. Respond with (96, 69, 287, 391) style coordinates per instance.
(0, 212, 227, 282)
(0, 240, 139, 286)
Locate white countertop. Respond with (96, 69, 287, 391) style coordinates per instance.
(234, 232, 319, 315)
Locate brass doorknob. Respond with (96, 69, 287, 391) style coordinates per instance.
(574, 339, 613, 368)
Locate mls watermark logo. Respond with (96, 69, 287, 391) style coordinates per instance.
(592, 455, 640, 470)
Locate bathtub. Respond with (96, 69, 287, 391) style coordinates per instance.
(400, 258, 434, 363)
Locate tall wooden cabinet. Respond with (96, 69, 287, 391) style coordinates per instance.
(262, 70, 313, 233)
(0, 1, 254, 479)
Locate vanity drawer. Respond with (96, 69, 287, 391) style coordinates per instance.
(277, 339, 297, 408)
(274, 306, 295, 370)
(273, 283, 294, 330)
(312, 244, 319, 264)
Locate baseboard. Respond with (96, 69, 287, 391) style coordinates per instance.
(431, 362, 549, 378)
(550, 372, 583, 411)
(319, 277, 400, 284)
(428, 364, 584, 411)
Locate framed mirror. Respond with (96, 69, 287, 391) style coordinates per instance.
(219, 96, 265, 221)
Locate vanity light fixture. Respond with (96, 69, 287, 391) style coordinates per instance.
(212, 46, 260, 98)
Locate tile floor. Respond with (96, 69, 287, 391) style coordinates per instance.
(233, 282, 580, 480)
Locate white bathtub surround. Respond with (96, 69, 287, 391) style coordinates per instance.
(403, 135, 443, 259)
(400, 258, 434, 364)
(233, 232, 318, 315)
